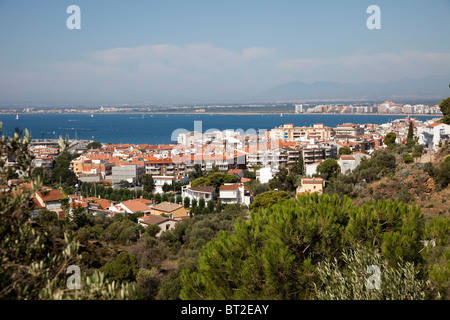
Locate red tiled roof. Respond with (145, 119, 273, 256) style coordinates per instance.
(301, 178, 324, 184)
(152, 202, 183, 213)
(121, 199, 153, 213)
(139, 215, 171, 225)
(220, 184, 240, 191)
(190, 186, 215, 193)
(37, 190, 64, 202)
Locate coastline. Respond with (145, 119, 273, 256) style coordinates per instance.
(0, 112, 442, 117)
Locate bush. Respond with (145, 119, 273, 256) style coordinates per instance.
(101, 251, 139, 283)
(402, 153, 414, 164)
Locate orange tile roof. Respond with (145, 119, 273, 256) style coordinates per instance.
(139, 215, 171, 225)
(121, 198, 153, 213)
(301, 178, 324, 184)
(152, 202, 183, 213)
(37, 190, 64, 202)
(220, 184, 240, 191)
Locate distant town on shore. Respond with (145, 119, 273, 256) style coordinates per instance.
(0, 99, 443, 116)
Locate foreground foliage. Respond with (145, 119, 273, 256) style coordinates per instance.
(180, 193, 446, 300)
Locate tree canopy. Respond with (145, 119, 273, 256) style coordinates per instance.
(439, 97, 450, 124)
(384, 132, 397, 146)
(180, 193, 430, 300)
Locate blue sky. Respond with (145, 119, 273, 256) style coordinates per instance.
(0, 0, 449, 105)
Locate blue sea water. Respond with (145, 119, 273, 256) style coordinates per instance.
(0, 113, 438, 145)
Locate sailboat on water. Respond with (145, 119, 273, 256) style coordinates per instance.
(15, 114, 19, 120)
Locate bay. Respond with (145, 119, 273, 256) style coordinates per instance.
(0, 113, 438, 145)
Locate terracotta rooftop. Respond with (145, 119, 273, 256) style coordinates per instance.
(139, 215, 171, 225)
(228, 169, 243, 175)
(220, 184, 240, 191)
(36, 190, 64, 202)
(190, 186, 216, 193)
(121, 199, 153, 213)
(152, 201, 183, 213)
(301, 178, 325, 184)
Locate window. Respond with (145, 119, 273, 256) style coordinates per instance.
(166, 224, 170, 231)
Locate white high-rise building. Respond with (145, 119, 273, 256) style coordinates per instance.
(295, 104, 304, 113)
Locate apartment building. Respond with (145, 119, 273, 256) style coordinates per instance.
(145, 158, 188, 176)
(153, 175, 189, 193)
(334, 124, 365, 138)
(270, 123, 333, 141)
(111, 164, 145, 185)
(302, 143, 338, 165)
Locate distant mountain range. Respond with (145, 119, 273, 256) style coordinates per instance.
(258, 75, 450, 102)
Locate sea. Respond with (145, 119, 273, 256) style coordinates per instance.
(0, 113, 439, 145)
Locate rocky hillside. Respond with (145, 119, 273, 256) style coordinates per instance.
(354, 144, 450, 218)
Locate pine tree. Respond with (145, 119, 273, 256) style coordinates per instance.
(180, 193, 429, 300)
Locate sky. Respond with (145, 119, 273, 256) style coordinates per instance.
(0, 0, 449, 106)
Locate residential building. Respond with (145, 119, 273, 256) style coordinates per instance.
(270, 123, 333, 141)
(256, 166, 276, 184)
(111, 164, 145, 185)
(304, 161, 323, 177)
(146, 158, 187, 176)
(418, 122, 450, 151)
(152, 202, 190, 219)
(219, 183, 254, 206)
(116, 198, 153, 215)
(297, 177, 325, 195)
(35, 189, 65, 213)
(334, 123, 365, 138)
(338, 152, 371, 174)
(295, 104, 304, 113)
(302, 143, 338, 165)
(152, 175, 189, 193)
(138, 215, 178, 237)
(182, 185, 216, 203)
(31, 156, 54, 170)
(227, 169, 244, 181)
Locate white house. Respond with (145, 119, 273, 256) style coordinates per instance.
(153, 175, 189, 193)
(181, 185, 216, 203)
(256, 166, 277, 184)
(338, 152, 371, 175)
(304, 161, 323, 177)
(219, 183, 253, 206)
(418, 122, 450, 151)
